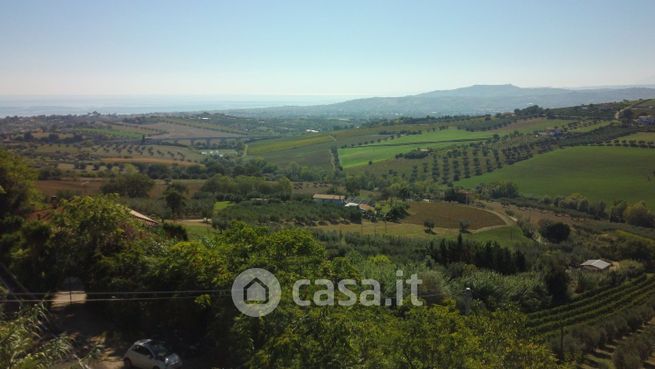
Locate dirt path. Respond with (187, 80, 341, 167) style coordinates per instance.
(52, 291, 214, 369)
(52, 293, 125, 369)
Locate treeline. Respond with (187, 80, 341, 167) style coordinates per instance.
(559, 125, 638, 147)
(316, 231, 527, 275)
(199, 174, 292, 201)
(426, 237, 527, 274)
(541, 193, 655, 228)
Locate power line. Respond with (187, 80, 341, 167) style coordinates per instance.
(6, 288, 233, 296)
(1, 295, 229, 303)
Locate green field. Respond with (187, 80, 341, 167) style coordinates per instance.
(467, 225, 533, 248)
(76, 127, 144, 139)
(247, 134, 334, 155)
(498, 118, 575, 133)
(618, 131, 655, 142)
(570, 120, 613, 133)
(457, 146, 655, 208)
(339, 129, 491, 168)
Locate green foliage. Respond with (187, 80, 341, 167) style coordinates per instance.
(212, 200, 360, 227)
(100, 172, 154, 198)
(48, 195, 145, 287)
(458, 146, 655, 209)
(0, 304, 75, 369)
(163, 182, 187, 218)
(476, 181, 519, 199)
(248, 304, 564, 369)
(543, 261, 571, 303)
(0, 149, 37, 221)
(161, 222, 188, 241)
(623, 201, 655, 228)
(200, 174, 292, 201)
(613, 325, 655, 369)
(539, 221, 571, 243)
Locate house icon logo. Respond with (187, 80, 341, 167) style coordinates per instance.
(244, 277, 269, 304)
(231, 268, 281, 317)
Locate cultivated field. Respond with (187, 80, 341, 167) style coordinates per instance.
(403, 201, 506, 229)
(497, 118, 575, 133)
(618, 131, 655, 142)
(36, 178, 206, 198)
(313, 200, 511, 242)
(456, 146, 655, 208)
(338, 128, 492, 168)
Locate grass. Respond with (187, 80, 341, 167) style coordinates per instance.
(76, 128, 144, 139)
(456, 146, 655, 208)
(314, 221, 456, 239)
(338, 129, 491, 168)
(570, 120, 613, 133)
(248, 134, 334, 155)
(313, 222, 531, 248)
(618, 131, 655, 142)
(497, 118, 575, 133)
(313, 201, 510, 240)
(213, 201, 232, 212)
(176, 221, 215, 240)
(467, 225, 533, 248)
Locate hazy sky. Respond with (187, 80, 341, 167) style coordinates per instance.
(1, 0, 654, 96)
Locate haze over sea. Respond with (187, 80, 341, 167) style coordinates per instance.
(0, 95, 355, 117)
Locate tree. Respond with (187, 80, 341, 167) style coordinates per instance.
(164, 183, 187, 219)
(610, 200, 628, 222)
(423, 220, 435, 234)
(0, 149, 37, 219)
(623, 202, 655, 228)
(49, 195, 142, 286)
(459, 220, 471, 234)
(544, 262, 570, 303)
(622, 108, 634, 124)
(100, 172, 154, 198)
(539, 221, 570, 243)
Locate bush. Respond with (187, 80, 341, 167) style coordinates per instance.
(539, 221, 571, 243)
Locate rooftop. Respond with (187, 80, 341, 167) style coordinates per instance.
(313, 194, 345, 200)
(580, 259, 611, 270)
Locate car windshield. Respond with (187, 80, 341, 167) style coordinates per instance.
(148, 341, 171, 357)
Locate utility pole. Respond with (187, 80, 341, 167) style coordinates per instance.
(559, 323, 564, 361)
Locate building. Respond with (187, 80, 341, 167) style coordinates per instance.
(638, 116, 655, 125)
(128, 209, 159, 226)
(580, 259, 611, 271)
(312, 194, 346, 205)
(358, 204, 375, 213)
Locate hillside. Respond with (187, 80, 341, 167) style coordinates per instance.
(227, 84, 655, 118)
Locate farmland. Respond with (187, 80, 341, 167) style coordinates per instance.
(339, 128, 492, 168)
(498, 118, 575, 133)
(36, 178, 207, 198)
(618, 131, 655, 142)
(5, 99, 655, 369)
(402, 201, 506, 230)
(456, 146, 655, 208)
(314, 200, 512, 242)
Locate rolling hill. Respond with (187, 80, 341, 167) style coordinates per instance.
(227, 84, 655, 119)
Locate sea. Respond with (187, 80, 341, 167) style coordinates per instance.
(0, 95, 353, 117)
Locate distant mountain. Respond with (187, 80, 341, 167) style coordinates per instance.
(226, 84, 655, 119)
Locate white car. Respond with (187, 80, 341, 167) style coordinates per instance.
(123, 339, 183, 369)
